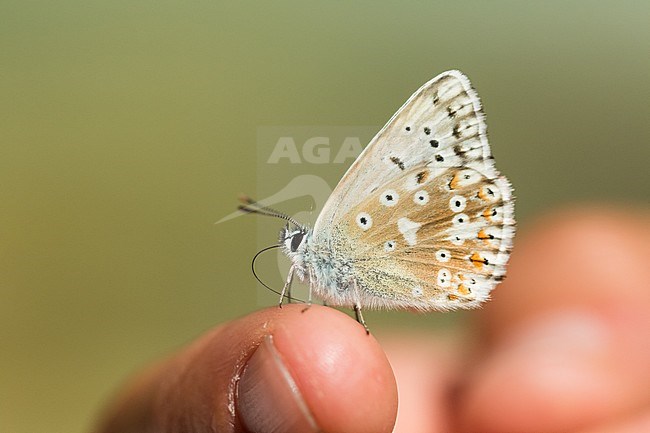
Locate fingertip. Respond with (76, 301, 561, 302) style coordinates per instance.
(270, 305, 398, 433)
(458, 207, 650, 433)
(483, 206, 650, 337)
(458, 311, 650, 433)
(96, 304, 397, 433)
(458, 312, 613, 433)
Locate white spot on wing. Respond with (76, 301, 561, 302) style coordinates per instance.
(450, 234, 465, 245)
(397, 217, 421, 246)
(458, 170, 481, 187)
(452, 213, 469, 226)
(436, 249, 451, 262)
(356, 212, 372, 231)
(437, 268, 451, 287)
(413, 190, 430, 205)
(449, 195, 467, 212)
(412, 286, 423, 297)
(379, 190, 399, 207)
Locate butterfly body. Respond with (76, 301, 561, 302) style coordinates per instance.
(280, 227, 358, 307)
(266, 70, 514, 319)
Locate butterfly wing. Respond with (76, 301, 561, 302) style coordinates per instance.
(341, 165, 514, 310)
(312, 70, 515, 310)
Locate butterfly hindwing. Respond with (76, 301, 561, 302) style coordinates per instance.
(340, 165, 513, 311)
(311, 70, 515, 310)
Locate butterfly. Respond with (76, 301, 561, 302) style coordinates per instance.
(241, 70, 515, 332)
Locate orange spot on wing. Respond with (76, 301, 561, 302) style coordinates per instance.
(477, 229, 492, 242)
(447, 294, 459, 301)
(483, 208, 493, 221)
(470, 252, 484, 269)
(478, 188, 488, 200)
(450, 173, 460, 190)
(416, 170, 429, 184)
(458, 284, 470, 295)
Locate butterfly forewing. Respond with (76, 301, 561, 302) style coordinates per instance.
(312, 70, 515, 311)
(314, 70, 498, 234)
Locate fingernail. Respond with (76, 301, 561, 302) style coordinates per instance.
(237, 335, 319, 433)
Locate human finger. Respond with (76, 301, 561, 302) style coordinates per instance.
(457, 207, 650, 433)
(94, 304, 397, 433)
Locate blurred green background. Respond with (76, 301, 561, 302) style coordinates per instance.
(1, 1, 648, 432)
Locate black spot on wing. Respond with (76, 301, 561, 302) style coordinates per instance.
(390, 156, 405, 170)
(452, 125, 462, 139)
(470, 255, 490, 266)
(453, 145, 468, 162)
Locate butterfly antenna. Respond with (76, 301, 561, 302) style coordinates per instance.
(238, 195, 302, 228)
(251, 244, 304, 303)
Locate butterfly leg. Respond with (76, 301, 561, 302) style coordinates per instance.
(352, 280, 370, 334)
(286, 274, 293, 305)
(301, 270, 314, 313)
(279, 264, 295, 308)
(353, 304, 370, 335)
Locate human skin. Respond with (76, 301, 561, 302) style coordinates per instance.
(94, 206, 650, 433)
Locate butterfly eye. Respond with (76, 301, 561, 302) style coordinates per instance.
(435, 249, 450, 263)
(384, 240, 396, 252)
(355, 212, 373, 231)
(449, 195, 467, 212)
(380, 190, 399, 207)
(413, 190, 430, 205)
(290, 232, 304, 252)
(453, 213, 469, 226)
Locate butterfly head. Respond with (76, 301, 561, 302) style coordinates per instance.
(279, 224, 310, 256)
(238, 195, 311, 259)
